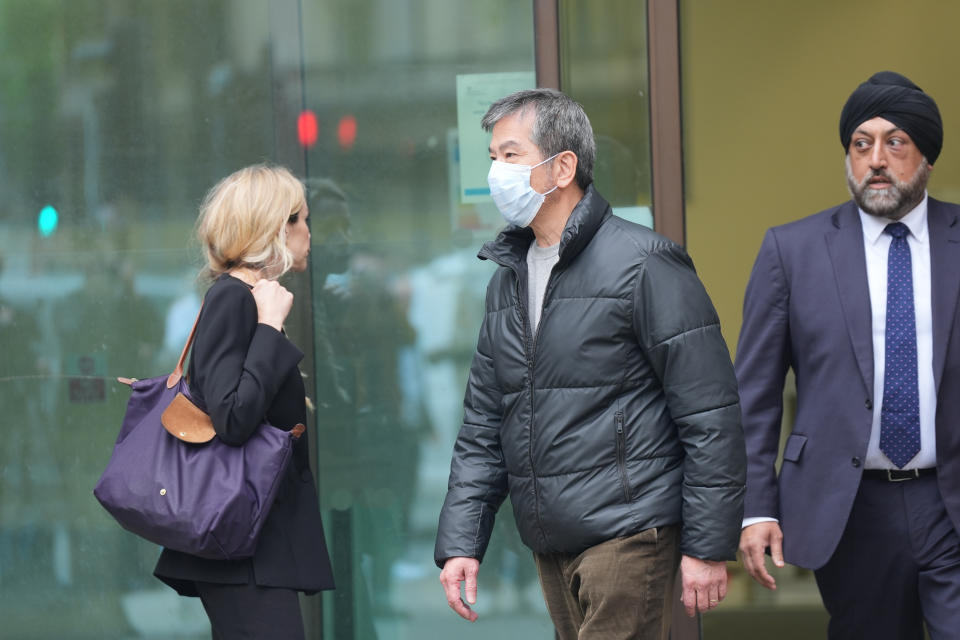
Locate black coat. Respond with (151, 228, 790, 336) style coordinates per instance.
(154, 274, 334, 596)
(435, 185, 746, 565)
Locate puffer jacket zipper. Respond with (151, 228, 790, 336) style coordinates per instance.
(481, 242, 551, 547)
(526, 263, 563, 545)
(615, 411, 630, 502)
(511, 267, 547, 542)
(515, 276, 546, 544)
(477, 230, 582, 550)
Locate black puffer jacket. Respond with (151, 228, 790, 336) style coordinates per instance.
(435, 186, 745, 565)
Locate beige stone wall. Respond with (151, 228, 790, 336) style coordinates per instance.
(681, 0, 960, 356)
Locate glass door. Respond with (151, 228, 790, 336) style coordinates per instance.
(298, 1, 553, 637)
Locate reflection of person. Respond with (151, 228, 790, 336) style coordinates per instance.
(305, 177, 352, 411)
(309, 185, 428, 622)
(737, 72, 960, 638)
(305, 178, 352, 279)
(332, 254, 424, 600)
(435, 89, 746, 637)
(153, 165, 334, 639)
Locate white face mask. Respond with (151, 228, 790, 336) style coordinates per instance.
(487, 153, 560, 227)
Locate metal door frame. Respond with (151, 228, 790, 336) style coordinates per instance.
(533, 0, 686, 246)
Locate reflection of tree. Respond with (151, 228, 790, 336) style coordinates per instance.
(0, 1, 279, 237)
(0, 2, 61, 210)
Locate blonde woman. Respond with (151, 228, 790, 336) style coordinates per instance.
(154, 165, 334, 639)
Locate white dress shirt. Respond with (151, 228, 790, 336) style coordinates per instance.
(859, 195, 936, 470)
(743, 194, 937, 529)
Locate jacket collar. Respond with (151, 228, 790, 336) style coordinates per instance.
(826, 197, 960, 397)
(478, 183, 612, 270)
(825, 201, 872, 395)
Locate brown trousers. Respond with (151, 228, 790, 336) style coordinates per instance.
(534, 526, 680, 640)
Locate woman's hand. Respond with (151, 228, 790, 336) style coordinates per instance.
(252, 279, 293, 331)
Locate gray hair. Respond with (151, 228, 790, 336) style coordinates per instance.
(481, 88, 595, 190)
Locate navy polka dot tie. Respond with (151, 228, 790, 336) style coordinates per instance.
(879, 222, 920, 468)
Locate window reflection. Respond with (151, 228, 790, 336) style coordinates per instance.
(0, 1, 282, 637)
(0, 1, 658, 638)
(560, 0, 653, 215)
(300, 1, 557, 637)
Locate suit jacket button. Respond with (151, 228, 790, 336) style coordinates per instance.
(851, 457, 862, 468)
(865, 399, 872, 410)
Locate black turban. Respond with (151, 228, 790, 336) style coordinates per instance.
(839, 71, 943, 164)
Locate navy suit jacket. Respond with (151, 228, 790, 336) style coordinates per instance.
(737, 197, 960, 570)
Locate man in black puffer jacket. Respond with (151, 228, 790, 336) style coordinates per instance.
(435, 89, 745, 638)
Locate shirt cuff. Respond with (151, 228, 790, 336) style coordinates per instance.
(742, 516, 778, 529)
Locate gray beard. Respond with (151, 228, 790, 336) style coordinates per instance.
(845, 155, 930, 220)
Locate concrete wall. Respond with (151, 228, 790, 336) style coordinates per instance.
(681, 0, 960, 356)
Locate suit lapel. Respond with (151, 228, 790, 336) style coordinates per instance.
(927, 198, 960, 394)
(825, 202, 874, 396)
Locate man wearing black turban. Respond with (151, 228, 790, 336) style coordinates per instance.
(737, 71, 960, 639)
(839, 70, 943, 166)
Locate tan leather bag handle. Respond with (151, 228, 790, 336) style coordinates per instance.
(116, 297, 305, 443)
(166, 302, 204, 389)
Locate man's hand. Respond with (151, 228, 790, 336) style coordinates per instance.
(738, 521, 785, 590)
(680, 555, 728, 617)
(439, 557, 480, 622)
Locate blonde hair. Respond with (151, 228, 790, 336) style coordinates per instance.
(196, 164, 306, 280)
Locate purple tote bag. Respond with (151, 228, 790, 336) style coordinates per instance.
(93, 305, 301, 560)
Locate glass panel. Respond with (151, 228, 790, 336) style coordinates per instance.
(0, 1, 293, 637)
(299, 0, 553, 637)
(559, 0, 652, 228)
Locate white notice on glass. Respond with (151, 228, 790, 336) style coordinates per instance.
(455, 72, 536, 204)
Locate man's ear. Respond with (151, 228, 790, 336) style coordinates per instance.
(554, 150, 579, 188)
